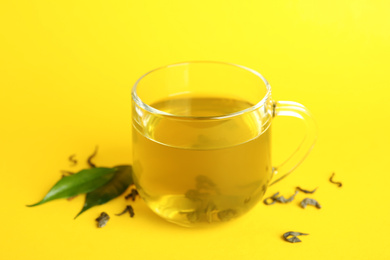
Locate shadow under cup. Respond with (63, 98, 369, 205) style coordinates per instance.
(132, 62, 276, 227)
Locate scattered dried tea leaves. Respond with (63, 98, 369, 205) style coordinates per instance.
(125, 189, 139, 201)
(27, 167, 117, 207)
(68, 154, 77, 166)
(329, 172, 342, 187)
(296, 186, 317, 194)
(116, 205, 135, 218)
(96, 212, 110, 228)
(283, 231, 309, 243)
(75, 165, 133, 218)
(300, 198, 321, 209)
(87, 146, 98, 168)
(263, 191, 299, 205)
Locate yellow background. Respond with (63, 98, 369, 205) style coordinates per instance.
(1, 1, 389, 259)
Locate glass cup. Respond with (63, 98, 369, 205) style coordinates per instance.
(131, 61, 317, 227)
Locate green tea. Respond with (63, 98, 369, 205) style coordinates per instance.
(132, 96, 273, 226)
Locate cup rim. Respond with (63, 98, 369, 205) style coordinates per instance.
(132, 61, 272, 120)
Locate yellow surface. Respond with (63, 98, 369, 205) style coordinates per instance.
(1, 1, 389, 259)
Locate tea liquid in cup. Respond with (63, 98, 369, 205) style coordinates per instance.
(132, 62, 316, 227)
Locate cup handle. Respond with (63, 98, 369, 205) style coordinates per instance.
(269, 101, 318, 186)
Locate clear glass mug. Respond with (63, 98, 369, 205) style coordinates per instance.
(131, 61, 316, 227)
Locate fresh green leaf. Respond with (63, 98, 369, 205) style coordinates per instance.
(75, 165, 133, 218)
(27, 167, 117, 207)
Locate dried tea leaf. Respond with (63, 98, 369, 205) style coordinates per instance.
(300, 198, 321, 209)
(296, 186, 317, 194)
(263, 192, 279, 205)
(87, 146, 98, 168)
(329, 172, 342, 187)
(278, 191, 299, 203)
(283, 231, 309, 243)
(125, 189, 139, 201)
(96, 212, 110, 228)
(116, 205, 135, 218)
(68, 154, 77, 166)
(263, 191, 299, 205)
(27, 167, 117, 207)
(75, 165, 133, 218)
